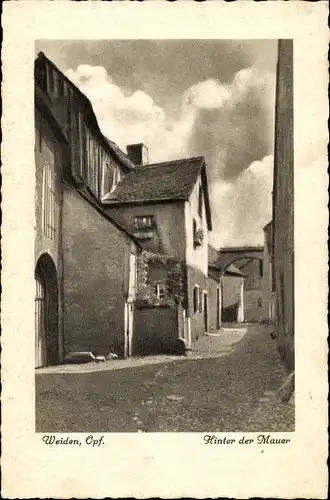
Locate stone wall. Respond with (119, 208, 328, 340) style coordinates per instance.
(133, 306, 179, 355)
(208, 275, 220, 331)
(186, 265, 208, 341)
(273, 40, 294, 370)
(62, 185, 134, 357)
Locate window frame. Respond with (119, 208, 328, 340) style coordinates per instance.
(154, 282, 167, 301)
(134, 215, 154, 229)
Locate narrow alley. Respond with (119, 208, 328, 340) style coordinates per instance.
(36, 324, 294, 433)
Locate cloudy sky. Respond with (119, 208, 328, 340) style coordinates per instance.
(36, 39, 278, 248)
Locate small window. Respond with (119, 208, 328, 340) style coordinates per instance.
(155, 283, 167, 301)
(257, 298, 262, 308)
(134, 215, 154, 229)
(193, 285, 200, 313)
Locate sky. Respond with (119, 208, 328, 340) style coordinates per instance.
(35, 39, 278, 248)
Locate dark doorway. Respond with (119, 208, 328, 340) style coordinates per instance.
(203, 292, 208, 332)
(216, 287, 221, 329)
(35, 254, 59, 367)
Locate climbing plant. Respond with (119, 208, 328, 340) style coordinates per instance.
(136, 250, 185, 308)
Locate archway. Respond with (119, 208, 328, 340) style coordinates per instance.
(35, 253, 59, 367)
(221, 256, 263, 278)
(220, 256, 264, 324)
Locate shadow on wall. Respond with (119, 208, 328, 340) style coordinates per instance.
(222, 302, 239, 323)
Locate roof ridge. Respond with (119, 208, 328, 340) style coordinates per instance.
(142, 156, 205, 169)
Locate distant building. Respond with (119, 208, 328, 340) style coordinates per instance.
(272, 40, 294, 370)
(216, 246, 265, 322)
(208, 245, 245, 328)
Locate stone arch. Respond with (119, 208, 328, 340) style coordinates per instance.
(221, 256, 263, 276)
(35, 253, 59, 367)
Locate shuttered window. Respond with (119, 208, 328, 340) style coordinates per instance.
(42, 160, 56, 239)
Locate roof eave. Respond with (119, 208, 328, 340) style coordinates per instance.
(102, 197, 188, 207)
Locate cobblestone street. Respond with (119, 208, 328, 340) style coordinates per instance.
(36, 324, 294, 433)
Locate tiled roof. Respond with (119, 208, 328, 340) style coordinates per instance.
(103, 157, 205, 204)
(208, 245, 220, 268)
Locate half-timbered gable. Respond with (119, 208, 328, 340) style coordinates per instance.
(35, 52, 134, 201)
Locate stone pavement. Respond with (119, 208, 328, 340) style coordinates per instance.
(36, 324, 248, 374)
(36, 324, 294, 432)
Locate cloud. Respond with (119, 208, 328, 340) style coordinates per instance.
(66, 62, 275, 246)
(209, 155, 274, 248)
(188, 66, 275, 181)
(66, 64, 190, 162)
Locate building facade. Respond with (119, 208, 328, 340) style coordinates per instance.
(35, 86, 67, 368)
(272, 39, 294, 370)
(262, 221, 275, 322)
(35, 54, 141, 366)
(103, 152, 213, 344)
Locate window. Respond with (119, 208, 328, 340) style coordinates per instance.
(257, 298, 262, 308)
(198, 185, 203, 218)
(193, 285, 200, 313)
(193, 218, 203, 247)
(155, 283, 167, 301)
(101, 162, 111, 197)
(111, 167, 121, 192)
(42, 160, 56, 239)
(134, 215, 154, 229)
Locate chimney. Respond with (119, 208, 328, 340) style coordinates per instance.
(126, 143, 149, 166)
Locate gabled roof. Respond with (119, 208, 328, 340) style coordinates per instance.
(224, 264, 245, 277)
(35, 52, 136, 173)
(103, 156, 212, 230)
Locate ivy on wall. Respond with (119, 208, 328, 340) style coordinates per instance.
(136, 250, 185, 308)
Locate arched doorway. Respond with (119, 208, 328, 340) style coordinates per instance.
(35, 254, 59, 368)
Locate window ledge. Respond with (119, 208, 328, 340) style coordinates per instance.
(132, 231, 154, 240)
